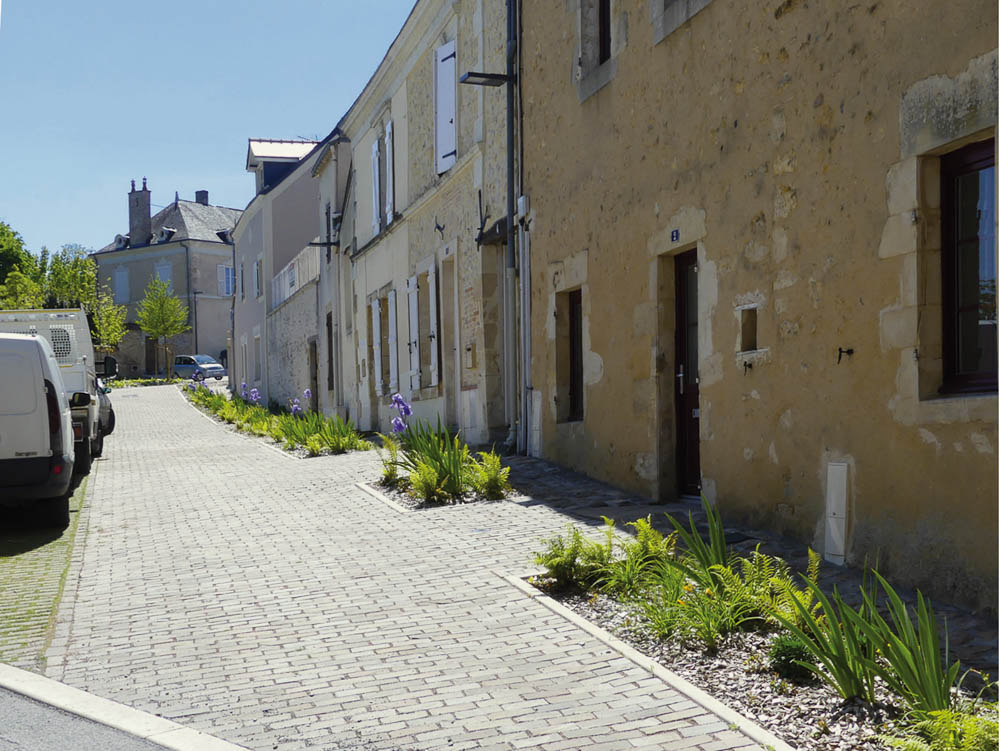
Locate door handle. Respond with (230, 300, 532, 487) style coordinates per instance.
(676, 364, 684, 395)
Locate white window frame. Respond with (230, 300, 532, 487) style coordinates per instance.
(155, 260, 172, 288)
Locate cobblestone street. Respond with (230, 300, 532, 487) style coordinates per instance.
(44, 385, 771, 751)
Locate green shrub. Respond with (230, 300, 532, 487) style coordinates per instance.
(843, 571, 962, 719)
(375, 432, 402, 486)
(768, 633, 814, 682)
(470, 451, 511, 499)
(884, 704, 998, 751)
(408, 459, 449, 504)
(772, 577, 879, 702)
(534, 524, 612, 592)
(397, 418, 472, 499)
(305, 435, 324, 457)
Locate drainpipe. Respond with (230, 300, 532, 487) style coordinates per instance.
(502, 0, 518, 449)
(516, 0, 531, 456)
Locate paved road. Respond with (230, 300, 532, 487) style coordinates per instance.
(0, 687, 165, 751)
(45, 385, 765, 751)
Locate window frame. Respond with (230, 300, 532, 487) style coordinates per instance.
(940, 138, 997, 394)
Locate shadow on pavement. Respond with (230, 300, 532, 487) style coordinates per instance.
(0, 474, 83, 556)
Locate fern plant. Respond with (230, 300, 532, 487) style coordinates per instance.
(470, 451, 511, 499)
(884, 704, 999, 751)
(305, 435, 324, 457)
(408, 459, 449, 504)
(375, 432, 402, 486)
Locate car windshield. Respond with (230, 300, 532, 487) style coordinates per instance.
(193, 355, 219, 365)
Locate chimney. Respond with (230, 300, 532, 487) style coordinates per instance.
(195, 190, 209, 205)
(128, 178, 152, 247)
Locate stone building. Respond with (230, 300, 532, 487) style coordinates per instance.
(519, 1, 997, 608)
(93, 181, 241, 377)
(231, 139, 323, 409)
(334, 0, 512, 442)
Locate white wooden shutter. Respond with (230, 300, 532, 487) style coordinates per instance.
(385, 120, 394, 225)
(371, 299, 384, 395)
(253, 260, 259, 297)
(371, 140, 381, 236)
(435, 40, 457, 174)
(387, 289, 398, 392)
(428, 264, 439, 387)
(407, 275, 420, 391)
(217, 264, 226, 296)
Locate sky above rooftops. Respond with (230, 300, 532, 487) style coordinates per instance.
(0, 0, 415, 255)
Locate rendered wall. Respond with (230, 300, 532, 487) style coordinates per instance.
(521, 0, 998, 608)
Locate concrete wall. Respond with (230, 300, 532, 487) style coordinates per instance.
(521, 0, 998, 608)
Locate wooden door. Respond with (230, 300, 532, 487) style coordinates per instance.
(675, 250, 701, 495)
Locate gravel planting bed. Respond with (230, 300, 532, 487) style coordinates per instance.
(552, 589, 904, 751)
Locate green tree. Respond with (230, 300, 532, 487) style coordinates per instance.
(0, 221, 34, 284)
(0, 268, 45, 308)
(135, 277, 190, 376)
(91, 288, 128, 353)
(46, 244, 97, 311)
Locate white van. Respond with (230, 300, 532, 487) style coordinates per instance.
(0, 333, 78, 525)
(0, 309, 118, 474)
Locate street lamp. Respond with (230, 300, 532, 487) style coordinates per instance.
(460, 0, 519, 449)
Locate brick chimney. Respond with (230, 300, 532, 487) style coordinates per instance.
(128, 178, 152, 246)
(195, 190, 209, 205)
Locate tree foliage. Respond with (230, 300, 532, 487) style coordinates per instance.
(0, 268, 45, 308)
(0, 221, 33, 284)
(46, 244, 97, 311)
(91, 289, 128, 353)
(136, 277, 190, 375)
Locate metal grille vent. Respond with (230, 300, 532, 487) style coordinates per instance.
(49, 326, 74, 363)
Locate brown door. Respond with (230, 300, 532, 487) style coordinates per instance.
(675, 250, 701, 496)
(308, 340, 319, 412)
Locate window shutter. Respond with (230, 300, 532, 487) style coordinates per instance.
(371, 140, 381, 236)
(428, 264, 439, 387)
(371, 299, 384, 396)
(385, 120, 395, 225)
(156, 262, 172, 288)
(253, 260, 260, 298)
(435, 40, 457, 174)
(387, 289, 398, 392)
(407, 275, 421, 391)
(217, 264, 226, 296)
(114, 268, 128, 303)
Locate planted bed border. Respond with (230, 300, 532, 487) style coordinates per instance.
(499, 568, 797, 751)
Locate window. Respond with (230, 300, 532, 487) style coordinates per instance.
(371, 139, 382, 236)
(385, 120, 395, 225)
(941, 139, 997, 393)
(113, 268, 129, 304)
(577, 0, 620, 101)
(240, 262, 245, 300)
(155, 261, 172, 288)
(217, 265, 234, 296)
(369, 292, 398, 396)
(556, 288, 584, 422)
(254, 257, 263, 298)
(253, 335, 262, 382)
(435, 41, 457, 174)
(598, 0, 611, 64)
(739, 307, 758, 352)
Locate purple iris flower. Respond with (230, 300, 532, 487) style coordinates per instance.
(391, 416, 406, 433)
(303, 388, 312, 400)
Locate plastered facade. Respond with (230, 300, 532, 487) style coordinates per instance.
(522, 0, 998, 608)
(339, 0, 510, 443)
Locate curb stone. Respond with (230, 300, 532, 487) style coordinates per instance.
(0, 663, 251, 751)
(355, 480, 411, 513)
(496, 569, 798, 751)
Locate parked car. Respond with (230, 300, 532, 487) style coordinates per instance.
(94, 377, 115, 456)
(0, 308, 117, 475)
(174, 354, 227, 380)
(0, 333, 78, 525)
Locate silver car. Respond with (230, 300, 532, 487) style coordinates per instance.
(174, 354, 227, 380)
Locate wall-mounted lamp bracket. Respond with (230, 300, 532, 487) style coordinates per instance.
(837, 347, 855, 364)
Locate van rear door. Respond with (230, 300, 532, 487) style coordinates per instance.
(0, 343, 47, 462)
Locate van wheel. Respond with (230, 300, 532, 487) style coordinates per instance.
(106, 408, 116, 435)
(38, 494, 70, 528)
(74, 441, 92, 475)
(92, 430, 104, 458)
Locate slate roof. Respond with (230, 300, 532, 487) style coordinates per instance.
(96, 199, 243, 253)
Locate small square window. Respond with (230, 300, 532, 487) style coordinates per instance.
(740, 308, 758, 352)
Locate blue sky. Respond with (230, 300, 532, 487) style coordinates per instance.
(0, 0, 416, 255)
